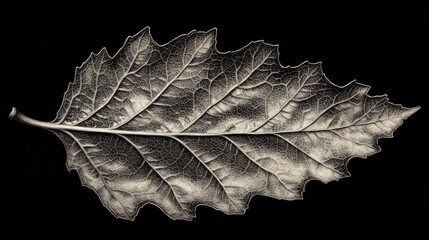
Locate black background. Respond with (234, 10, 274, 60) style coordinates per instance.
(2, 1, 427, 239)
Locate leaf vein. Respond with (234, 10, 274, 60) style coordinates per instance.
(119, 135, 189, 212)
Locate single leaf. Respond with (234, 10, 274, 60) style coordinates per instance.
(10, 27, 419, 221)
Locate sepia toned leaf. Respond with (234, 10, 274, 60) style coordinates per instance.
(9, 27, 419, 220)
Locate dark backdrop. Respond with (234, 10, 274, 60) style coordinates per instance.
(2, 1, 427, 239)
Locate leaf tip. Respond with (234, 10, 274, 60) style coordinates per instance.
(403, 106, 420, 119)
(140, 26, 151, 35)
(207, 27, 217, 37)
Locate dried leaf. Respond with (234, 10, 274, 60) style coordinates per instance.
(9, 27, 419, 220)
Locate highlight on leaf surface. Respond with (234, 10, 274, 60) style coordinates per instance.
(9, 27, 419, 221)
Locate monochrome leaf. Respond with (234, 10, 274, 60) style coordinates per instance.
(9, 27, 419, 220)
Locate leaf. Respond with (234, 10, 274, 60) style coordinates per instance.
(9, 27, 419, 221)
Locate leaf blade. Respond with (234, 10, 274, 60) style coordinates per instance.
(9, 28, 419, 221)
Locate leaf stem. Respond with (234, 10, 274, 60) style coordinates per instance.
(8, 107, 257, 136)
(9, 107, 54, 129)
